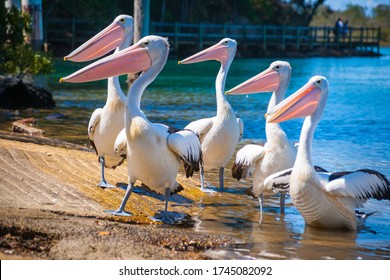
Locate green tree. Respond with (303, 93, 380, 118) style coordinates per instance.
(0, 5, 53, 79)
(372, 5, 390, 42)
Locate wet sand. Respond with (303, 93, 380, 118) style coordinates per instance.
(0, 131, 243, 260)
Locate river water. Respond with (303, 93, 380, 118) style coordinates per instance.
(1, 48, 389, 259)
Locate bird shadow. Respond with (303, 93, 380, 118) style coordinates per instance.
(115, 182, 194, 204)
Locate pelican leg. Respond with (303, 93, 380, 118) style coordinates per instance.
(280, 193, 286, 214)
(164, 187, 170, 218)
(150, 188, 174, 223)
(199, 165, 216, 193)
(104, 182, 134, 216)
(97, 156, 116, 189)
(219, 167, 224, 191)
(258, 194, 264, 223)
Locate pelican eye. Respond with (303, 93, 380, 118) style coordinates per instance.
(274, 65, 280, 70)
(223, 40, 229, 45)
(315, 79, 322, 85)
(119, 18, 125, 23)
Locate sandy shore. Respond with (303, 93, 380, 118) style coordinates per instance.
(0, 131, 244, 260)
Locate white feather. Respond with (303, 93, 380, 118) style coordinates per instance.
(237, 118, 244, 141)
(185, 118, 213, 141)
(167, 130, 202, 164)
(325, 170, 389, 200)
(88, 108, 102, 140)
(114, 128, 127, 156)
(235, 144, 265, 178)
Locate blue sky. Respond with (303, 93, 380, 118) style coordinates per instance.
(324, 0, 390, 11)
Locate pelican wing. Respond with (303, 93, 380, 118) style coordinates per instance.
(231, 144, 265, 181)
(167, 129, 202, 178)
(184, 118, 213, 142)
(237, 118, 244, 141)
(88, 108, 102, 140)
(325, 169, 390, 201)
(114, 128, 127, 156)
(264, 166, 330, 193)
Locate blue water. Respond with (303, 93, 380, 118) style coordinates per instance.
(140, 49, 390, 259)
(3, 48, 389, 259)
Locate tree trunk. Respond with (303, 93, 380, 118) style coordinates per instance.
(21, 0, 43, 51)
(129, 0, 150, 87)
(133, 0, 150, 43)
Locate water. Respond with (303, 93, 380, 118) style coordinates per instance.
(1, 49, 390, 259)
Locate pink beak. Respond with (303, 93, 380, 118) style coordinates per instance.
(179, 42, 228, 65)
(64, 21, 125, 62)
(226, 68, 280, 95)
(60, 43, 151, 83)
(266, 81, 322, 123)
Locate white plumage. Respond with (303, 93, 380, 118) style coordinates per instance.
(62, 36, 202, 222)
(266, 75, 390, 230)
(227, 61, 296, 221)
(64, 15, 134, 188)
(180, 38, 243, 192)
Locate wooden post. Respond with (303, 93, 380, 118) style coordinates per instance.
(199, 23, 203, 50)
(242, 24, 247, 50)
(377, 27, 381, 54)
(71, 17, 75, 50)
(174, 21, 179, 51)
(348, 26, 352, 48)
(134, 0, 150, 43)
(21, 0, 44, 51)
(310, 27, 315, 50)
(323, 26, 327, 48)
(360, 27, 364, 50)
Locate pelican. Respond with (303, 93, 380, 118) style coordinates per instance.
(179, 38, 243, 192)
(61, 36, 202, 222)
(266, 76, 390, 230)
(64, 15, 134, 188)
(226, 61, 296, 221)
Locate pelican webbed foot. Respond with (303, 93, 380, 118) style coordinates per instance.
(103, 209, 133, 216)
(97, 180, 116, 189)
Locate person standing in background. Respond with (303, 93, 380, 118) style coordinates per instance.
(334, 17, 343, 43)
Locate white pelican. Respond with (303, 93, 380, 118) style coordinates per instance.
(179, 38, 243, 192)
(266, 76, 390, 230)
(64, 15, 134, 188)
(226, 61, 296, 221)
(61, 36, 202, 222)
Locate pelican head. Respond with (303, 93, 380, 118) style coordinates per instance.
(226, 61, 291, 95)
(266, 76, 329, 123)
(64, 14, 134, 62)
(178, 38, 236, 67)
(60, 35, 169, 83)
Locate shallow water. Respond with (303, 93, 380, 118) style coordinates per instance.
(1, 48, 390, 259)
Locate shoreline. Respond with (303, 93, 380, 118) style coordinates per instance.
(0, 131, 244, 260)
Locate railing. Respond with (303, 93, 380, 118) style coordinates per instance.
(44, 19, 381, 56)
(150, 22, 381, 54)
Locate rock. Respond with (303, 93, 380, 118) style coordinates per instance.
(44, 113, 68, 120)
(0, 76, 55, 109)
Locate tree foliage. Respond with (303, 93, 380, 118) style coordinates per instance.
(0, 6, 53, 78)
(43, 0, 325, 26)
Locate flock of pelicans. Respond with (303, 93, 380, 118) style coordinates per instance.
(60, 15, 390, 231)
